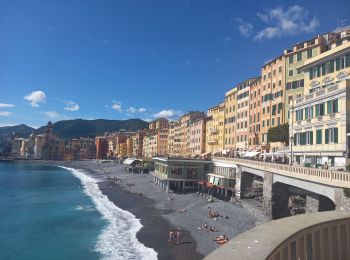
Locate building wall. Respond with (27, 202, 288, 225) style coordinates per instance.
(224, 88, 237, 150)
(291, 42, 350, 167)
(95, 136, 108, 159)
(249, 77, 262, 150)
(189, 117, 206, 155)
(206, 103, 225, 154)
(260, 56, 285, 151)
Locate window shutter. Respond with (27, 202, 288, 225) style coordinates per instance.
(327, 101, 331, 114)
(310, 131, 313, 145)
(325, 129, 329, 144)
(316, 129, 322, 144)
(309, 68, 313, 80)
(294, 134, 297, 145)
(330, 61, 334, 72)
(315, 105, 319, 117)
(346, 55, 350, 68)
(334, 128, 338, 143)
(305, 108, 308, 119)
(335, 58, 340, 71)
(334, 99, 338, 113)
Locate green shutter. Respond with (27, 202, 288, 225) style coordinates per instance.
(305, 108, 308, 119)
(346, 55, 350, 68)
(316, 66, 321, 76)
(327, 101, 331, 114)
(315, 105, 319, 117)
(320, 103, 324, 116)
(334, 99, 338, 113)
(310, 131, 313, 145)
(309, 68, 313, 80)
(294, 134, 297, 146)
(325, 129, 329, 144)
(316, 129, 322, 144)
(334, 128, 338, 143)
(310, 107, 313, 118)
(330, 61, 334, 72)
(321, 64, 326, 76)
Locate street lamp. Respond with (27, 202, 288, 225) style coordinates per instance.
(289, 135, 294, 166)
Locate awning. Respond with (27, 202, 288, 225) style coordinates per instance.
(123, 158, 141, 165)
(213, 161, 236, 168)
(222, 149, 230, 155)
(207, 173, 234, 179)
(243, 151, 260, 158)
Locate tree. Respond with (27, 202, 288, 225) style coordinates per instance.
(267, 123, 289, 145)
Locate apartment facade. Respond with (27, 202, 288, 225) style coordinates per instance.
(248, 77, 262, 150)
(224, 88, 237, 150)
(284, 35, 327, 121)
(149, 118, 169, 130)
(236, 79, 257, 150)
(291, 41, 350, 167)
(260, 56, 285, 151)
(132, 131, 145, 158)
(206, 102, 225, 154)
(188, 117, 207, 156)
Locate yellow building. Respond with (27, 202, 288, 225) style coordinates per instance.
(206, 102, 225, 154)
(291, 41, 350, 167)
(126, 136, 133, 157)
(284, 35, 326, 121)
(118, 142, 127, 158)
(224, 87, 237, 150)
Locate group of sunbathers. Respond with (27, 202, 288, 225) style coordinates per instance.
(213, 235, 229, 245)
(168, 228, 181, 245)
(198, 223, 216, 232)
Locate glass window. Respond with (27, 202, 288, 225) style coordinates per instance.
(307, 49, 312, 58)
(289, 70, 293, 77)
(315, 103, 325, 116)
(316, 129, 322, 144)
(296, 109, 303, 121)
(289, 55, 294, 64)
(327, 99, 338, 114)
(297, 52, 302, 61)
(325, 128, 338, 144)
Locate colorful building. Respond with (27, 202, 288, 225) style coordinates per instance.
(260, 56, 285, 152)
(206, 102, 225, 154)
(291, 41, 350, 167)
(248, 77, 262, 150)
(224, 87, 237, 151)
(188, 116, 207, 156)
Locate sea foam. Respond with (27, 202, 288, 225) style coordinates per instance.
(58, 166, 158, 260)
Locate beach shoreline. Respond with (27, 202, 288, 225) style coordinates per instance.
(15, 159, 267, 259)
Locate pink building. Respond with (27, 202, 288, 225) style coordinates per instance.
(189, 117, 207, 156)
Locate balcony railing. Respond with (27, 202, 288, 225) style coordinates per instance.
(210, 128, 218, 135)
(207, 139, 218, 145)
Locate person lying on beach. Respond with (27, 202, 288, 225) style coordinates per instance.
(197, 223, 208, 230)
(213, 235, 226, 241)
(216, 237, 229, 245)
(178, 209, 187, 213)
(209, 226, 216, 232)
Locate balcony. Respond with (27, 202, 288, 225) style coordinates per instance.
(207, 139, 218, 145)
(210, 128, 218, 135)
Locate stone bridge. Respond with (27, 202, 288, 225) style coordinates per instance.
(213, 157, 350, 219)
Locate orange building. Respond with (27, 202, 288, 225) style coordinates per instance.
(248, 77, 262, 150)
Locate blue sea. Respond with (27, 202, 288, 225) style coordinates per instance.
(0, 163, 157, 260)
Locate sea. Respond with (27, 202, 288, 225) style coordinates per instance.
(0, 162, 157, 260)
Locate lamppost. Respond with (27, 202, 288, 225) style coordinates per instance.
(289, 135, 294, 166)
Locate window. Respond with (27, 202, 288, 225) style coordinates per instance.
(306, 131, 313, 145)
(307, 49, 312, 59)
(335, 58, 341, 71)
(327, 99, 338, 114)
(278, 80, 281, 86)
(325, 128, 338, 144)
(296, 109, 303, 121)
(279, 66, 282, 73)
(267, 119, 270, 127)
(272, 118, 274, 126)
(315, 103, 325, 117)
(289, 55, 294, 64)
(289, 70, 294, 77)
(262, 120, 265, 127)
(297, 52, 302, 61)
(304, 107, 313, 119)
(316, 129, 322, 144)
(171, 167, 183, 176)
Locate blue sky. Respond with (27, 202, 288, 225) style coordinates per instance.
(1, 0, 349, 128)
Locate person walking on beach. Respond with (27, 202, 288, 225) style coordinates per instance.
(168, 229, 175, 245)
(176, 228, 181, 244)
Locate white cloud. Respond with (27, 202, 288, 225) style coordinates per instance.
(44, 111, 59, 119)
(24, 91, 46, 107)
(0, 103, 14, 108)
(153, 109, 182, 119)
(112, 102, 122, 112)
(0, 111, 12, 116)
(236, 18, 254, 37)
(64, 100, 79, 111)
(141, 118, 152, 122)
(0, 123, 17, 127)
(254, 5, 319, 41)
(138, 107, 146, 113)
(126, 106, 147, 114)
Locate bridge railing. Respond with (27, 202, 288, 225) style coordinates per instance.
(212, 156, 350, 188)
